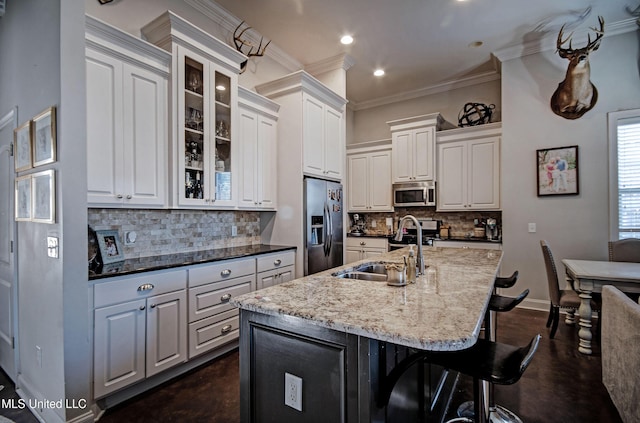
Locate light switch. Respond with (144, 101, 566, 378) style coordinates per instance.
(47, 236, 59, 258)
(528, 223, 536, 233)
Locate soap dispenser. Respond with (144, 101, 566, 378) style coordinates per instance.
(407, 245, 417, 283)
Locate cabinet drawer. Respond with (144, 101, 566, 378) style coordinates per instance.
(256, 250, 295, 273)
(188, 275, 253, 322)
(346, 237, 388, 250)
(94, 269, 187, 308)
(188, 309, 239, 359)
(188, 257, 255, 288)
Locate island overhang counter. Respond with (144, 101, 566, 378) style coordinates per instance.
(231, 246, 503, 423)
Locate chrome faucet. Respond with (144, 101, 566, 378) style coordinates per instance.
(394, 215, 425, 275)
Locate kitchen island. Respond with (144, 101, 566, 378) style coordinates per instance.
(232, 246, 502, 423)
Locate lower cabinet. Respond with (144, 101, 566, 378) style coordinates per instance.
(346, 237, 388, 264)
(93, 269, 188, 399)
(432, 240, 502, 250)
(256, 251, 296, 290)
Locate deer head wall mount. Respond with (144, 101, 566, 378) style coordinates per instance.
(550, 16, 604, 120)
(233, 21, 271, 74)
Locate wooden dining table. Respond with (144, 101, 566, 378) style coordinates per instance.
(562, 259, 640, 354)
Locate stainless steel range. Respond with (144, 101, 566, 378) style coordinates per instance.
(388, 218, 440, 251)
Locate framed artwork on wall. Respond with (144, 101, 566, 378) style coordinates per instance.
(15, 175, 32, 221)
(31, 169, 55, 224)
(96, 229, 124, 264)
(14, 120, 32, 172)
(32, 106, 56, 167)
(537, 145, 579, 196)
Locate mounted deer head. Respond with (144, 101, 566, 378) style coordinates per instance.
(550, 16, 604, 120)
(233, 21, 271, 74)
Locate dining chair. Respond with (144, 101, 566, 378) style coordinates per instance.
(540, 240, 601, 339)
(608, 238, 640, 263)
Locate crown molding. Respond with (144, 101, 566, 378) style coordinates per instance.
(238, 86, 280, 119)
(305, 53, 356, 75)
(255, 70, 347, 110)
(184, 0, 302, 72)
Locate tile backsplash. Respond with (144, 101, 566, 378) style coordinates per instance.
(88, 209, 261, 259)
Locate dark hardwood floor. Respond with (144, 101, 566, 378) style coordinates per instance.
(0, 308, 623, 423)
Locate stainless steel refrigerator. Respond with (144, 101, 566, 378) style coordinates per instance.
(304, 177, 343, 275)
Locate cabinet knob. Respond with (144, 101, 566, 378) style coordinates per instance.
(150, 303, 156, 308)
(126, 194, 132, 199)
(221, 325, 233, 334)
(221, 269, 232, 277)
(274, 259, 282, 266)
(116, 194, 123, 199)
(139, 305, 146, 311)
(221, 293, 232, 302)
(360, 241, 366, 246)
(137, 283, 154, 292)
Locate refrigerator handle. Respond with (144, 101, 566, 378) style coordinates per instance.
(323, 203, 329, 257)
(327, 203, 333, 255)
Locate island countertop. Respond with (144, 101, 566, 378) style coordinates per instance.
(231, 246, 502, 351)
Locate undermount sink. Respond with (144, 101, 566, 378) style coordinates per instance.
(332, 262, 389, 281)
(354, 263, 387, 274)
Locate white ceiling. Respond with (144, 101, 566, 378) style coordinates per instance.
(212, 0, 639, 107)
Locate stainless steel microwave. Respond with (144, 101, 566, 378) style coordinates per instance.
(393, 181, 436, 207)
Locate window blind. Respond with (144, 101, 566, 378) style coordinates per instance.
(617, 119, 640, 239)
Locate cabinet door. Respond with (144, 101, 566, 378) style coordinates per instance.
(368, 150, 393, 211)
(347, 154, 368, 211)
(363, 249, 385, 259)
(468, 137, 500, 209)
(392, 130, 413, 182)
(345, 248, 362, 264)
(257, 115, 277, 209)
(122, 63, 167, 207)
(278, 266, 295, 284)
(238, 107, 259, 208)
(257, 269, 277, 290)
(303, 94, 325, 177)
(94, 299, 146, 398)
(413, 127, 435, 181)
(323, 106, 343, 179)
(146, 290, 187, 377)
(86, 48, 124, 206)
(437, 142, 467, 210)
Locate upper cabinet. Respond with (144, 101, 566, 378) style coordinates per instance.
(86, 16, 171, 208)
(142, 11, 247, 209)
(347, 143, 393, 212)
(237, 87, 279, 210)
(256, 71, 347, 182)
(436, 123, 501, 211)
(388, 114, 451, 183)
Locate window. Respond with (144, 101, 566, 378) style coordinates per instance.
(609, 109, 640, 240)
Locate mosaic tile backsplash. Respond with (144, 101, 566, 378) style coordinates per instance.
(88, 209, 261, 259)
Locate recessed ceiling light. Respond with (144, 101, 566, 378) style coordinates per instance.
(374, 69, 385, 77)
(468, 41, 483, 48)
(340, 35, 354, 45)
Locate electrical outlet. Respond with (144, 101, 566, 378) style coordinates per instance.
(371, 220, 377, 228)
(284, 372, 302, 411)
(528, 223, 536, 233)
(232, 225, 238, 237)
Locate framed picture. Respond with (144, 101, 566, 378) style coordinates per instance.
(15, 175, 32, 221)
(537, 145, 579, 196)
(31, 169, 55, 224)
(32, 106, 56, 167)
(14, 120, 32, 172)
(96, 230, 124, 264)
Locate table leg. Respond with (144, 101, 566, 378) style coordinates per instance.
(577, 282, 594, 355)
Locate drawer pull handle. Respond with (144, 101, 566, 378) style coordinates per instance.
(221, 269, 232, 277)
(137, 283, 154, 292)
(139, 305, 146, 311)
(274, 259, 282, 266)
(221, 325, 233, 334)
(221, 293, 232, 302)
(150, 303, 156, 309)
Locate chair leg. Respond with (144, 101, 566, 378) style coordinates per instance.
(564, 309, 576, 325)
(546, 303, 554, 328)
(549, 307, 559, 339)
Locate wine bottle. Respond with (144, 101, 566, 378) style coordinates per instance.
(185, 171, 193, 199)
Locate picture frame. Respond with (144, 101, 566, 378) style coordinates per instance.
(15, 175, 32, 221)
(14, 120, 32, 172)
(96, 229, 124, 264)
(32, 106, 56, 167)
(537, 145, 579, 196)
(31, 169, 55, 224)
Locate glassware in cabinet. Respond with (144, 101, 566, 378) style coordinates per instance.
(183, 57, 205, 200)
(213, 71, 232, 201)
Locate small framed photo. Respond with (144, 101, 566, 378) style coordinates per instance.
(537, 145, 579, 196)
(32, 106, 56, 167)
(14, 120, 32, 172)
(32, 169, 55, 224)
(96, 230, 124, 264)
(15, 175, 32, 221)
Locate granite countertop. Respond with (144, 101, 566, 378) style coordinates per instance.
(231, 245, 502, 351)
(89, 244, 297, 281)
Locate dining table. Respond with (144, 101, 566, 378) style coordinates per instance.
(562, 259, 640, 355)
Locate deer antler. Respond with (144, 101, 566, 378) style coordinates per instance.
(557, 15, 604, 57)
(233, 21, 271, 73)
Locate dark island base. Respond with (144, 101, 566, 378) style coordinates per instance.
(239, 310, 458, 423)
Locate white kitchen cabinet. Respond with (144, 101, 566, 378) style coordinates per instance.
(86, 16, 170, 208)
(346, 237, 388, 264)
(256, 250, 296, 290)
(388, 114, 451, 183)
(238, 87, 279, 210)
(347, 143, 393, 212)
(436, 123, 501, 211)
(142, 12, 246, 209)
(303, 93, 344, 179)
(93, 269, 187, 398)
(433, 240, 502, 250)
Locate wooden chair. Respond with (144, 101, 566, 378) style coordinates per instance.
(540, 240, 601, 339)
(608, 238, 640, 263)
